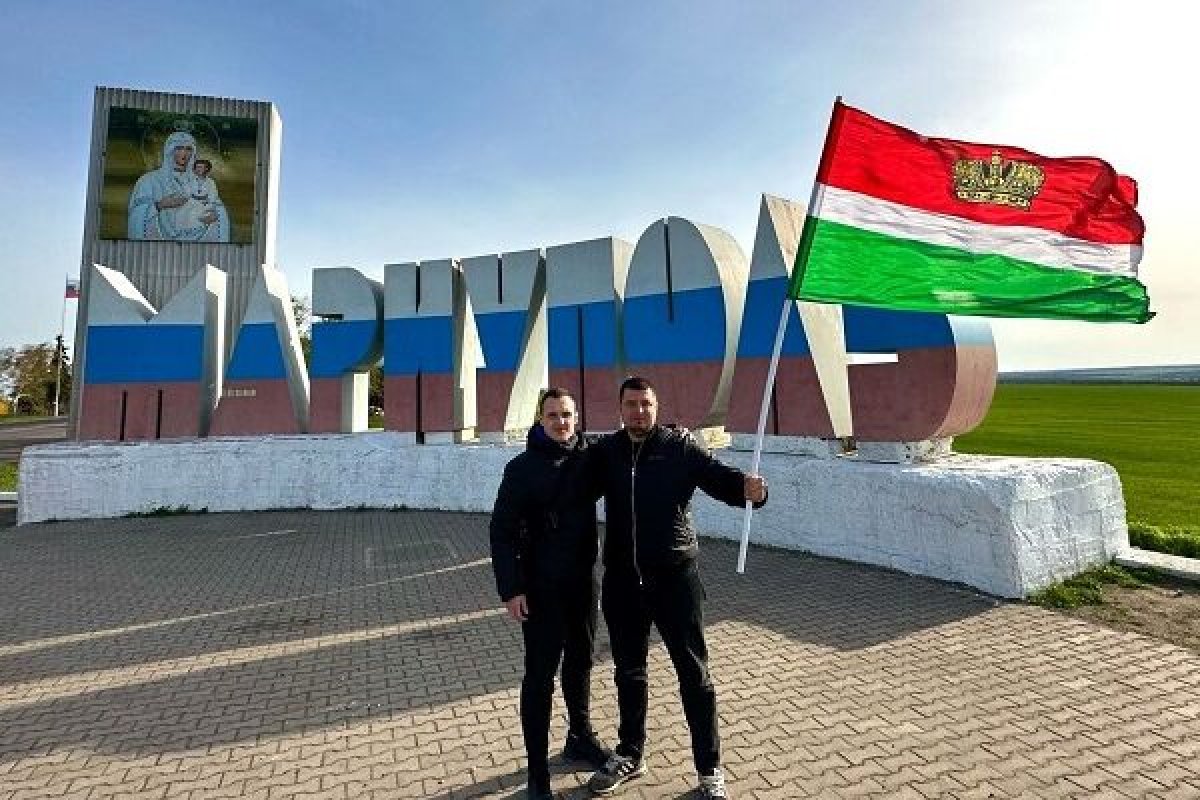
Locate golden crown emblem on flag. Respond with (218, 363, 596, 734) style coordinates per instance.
(952, 151, 1045, 209)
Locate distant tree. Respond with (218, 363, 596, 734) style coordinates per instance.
(0, 347, 13, 400)
(294, 294, 384, 418)
(369, 363, 384, 412)
(292, 294, 312, 366)
(0, 340, 71, 416)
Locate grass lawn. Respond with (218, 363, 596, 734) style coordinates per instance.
(955, 384, 1200, 528)
(0, 415, 56, 427)
(0, 462, 15, 492)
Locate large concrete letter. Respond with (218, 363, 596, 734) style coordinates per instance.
(384, 260, 477, 442)
(726, 194, 997, 446)
(544, 238, 632, 432)
(727, 195, 851, 439)
(210, 264, 310, 435)
(461, 249, 547, 440)
(843, 308, 997, 443)
(623, 218, 747, 430)
(78, 263, 226, 440)
(309, 268, 382, 433)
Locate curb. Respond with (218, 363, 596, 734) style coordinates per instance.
(1115, 548, 1200, 584)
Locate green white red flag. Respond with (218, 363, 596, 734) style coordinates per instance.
(788, 101, 1152, 323)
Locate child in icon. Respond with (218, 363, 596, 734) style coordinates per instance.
(174, 157, 221, 231)
(180, 158, 222, 230)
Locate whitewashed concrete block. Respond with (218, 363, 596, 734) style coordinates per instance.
(17, 437, 1127, 598)
(691, 450, 1127, 598)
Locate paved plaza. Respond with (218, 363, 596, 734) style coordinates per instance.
(0, 509, 1198, 799)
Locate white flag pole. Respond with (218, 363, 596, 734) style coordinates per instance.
(736, 295, 792, 573)
(737, 97, 843, 574)
(52, 274, 69, 418)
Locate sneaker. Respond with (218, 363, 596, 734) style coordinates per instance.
(698, 767, 728, 799)
(587, 753, 647, 795)
(562, 730, 613, 768)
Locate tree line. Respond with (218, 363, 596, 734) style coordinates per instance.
(0, 337, 71, 416)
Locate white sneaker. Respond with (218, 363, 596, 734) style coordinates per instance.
(588, 753, 647, 795)
(698, 766, 727, 799)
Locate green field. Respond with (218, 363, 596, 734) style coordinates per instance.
(955, 384, 1200, 528)
(0, 462, 15, 492)
(0, 415, 55, 427)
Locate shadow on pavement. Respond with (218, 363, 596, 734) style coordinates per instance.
(0, 509, 999, 767)
(0, 511, 500, 685)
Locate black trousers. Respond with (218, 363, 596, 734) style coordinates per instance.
(602, 561, 720, 774)
(520, 573, 599, 774)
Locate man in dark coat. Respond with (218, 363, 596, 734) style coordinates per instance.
(490, 388, 612, 799)
(585, 376, 766, 800)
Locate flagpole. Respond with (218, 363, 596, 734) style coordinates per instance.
(736, 165, 828, 574)
(53, 274, 69, 418)
(736, 96, 844, 574)
(736, 295, 792, 573)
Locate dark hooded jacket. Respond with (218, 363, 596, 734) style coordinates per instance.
(489, 426, 599, 601)
(585, 425, 766, 575)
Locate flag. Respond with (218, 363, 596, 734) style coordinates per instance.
(789, 101, 1151, 323)
(65, 278, 80, 299)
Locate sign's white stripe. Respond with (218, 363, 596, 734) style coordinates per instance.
(814, 184, 1142, 278)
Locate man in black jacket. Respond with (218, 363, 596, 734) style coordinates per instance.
(490, 388, 612, 800)
(585, 376, 766, 800)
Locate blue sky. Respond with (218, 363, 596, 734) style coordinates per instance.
(1, 0, 1195, 369)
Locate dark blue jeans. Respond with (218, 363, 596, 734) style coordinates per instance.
(602, 560, 719, 774)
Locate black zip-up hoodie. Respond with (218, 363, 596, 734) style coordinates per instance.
(585, 426, 766, 575)
(489, 426, 599, 601)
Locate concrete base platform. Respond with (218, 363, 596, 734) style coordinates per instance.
(17, 433, 1129, 597)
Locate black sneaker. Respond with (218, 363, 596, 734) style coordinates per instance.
(587, 753, 647, 796)
(698, 767, 728, 799)
(562, 730, 613, 768)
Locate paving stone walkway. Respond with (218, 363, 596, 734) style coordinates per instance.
(0, 510, 1197, 799)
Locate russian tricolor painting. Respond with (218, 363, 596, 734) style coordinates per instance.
(79, 265, 225, 441)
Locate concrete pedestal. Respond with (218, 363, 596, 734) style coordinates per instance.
(17, 434, 1128, 598)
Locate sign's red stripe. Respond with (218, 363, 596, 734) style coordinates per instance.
(816, 103, 1143, 246)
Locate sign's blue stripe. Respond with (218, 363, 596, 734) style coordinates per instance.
(85, 324, 204, 383)
(737, 277, 814, 358)
(548, 301, 618, 369)
(738, 276, 973, 357)
(624, 286, 726, 364)
(475, 309, 527, 373)
(311, 319, 380, 378)
(227, 323, 288, 380)
(383, 317, 454, 375)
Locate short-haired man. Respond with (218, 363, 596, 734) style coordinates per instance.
(585, 376, 766, 799)
(490, 388, 612, 799)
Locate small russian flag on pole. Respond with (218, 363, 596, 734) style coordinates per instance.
(65, 278, 80, 299)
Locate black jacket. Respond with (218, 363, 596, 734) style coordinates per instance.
(585, 426, 766, 575)
(489, 427, 599, 601)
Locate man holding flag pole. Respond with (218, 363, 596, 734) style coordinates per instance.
(738, 98, 1151, 573)
(585, 376, 767, 799)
